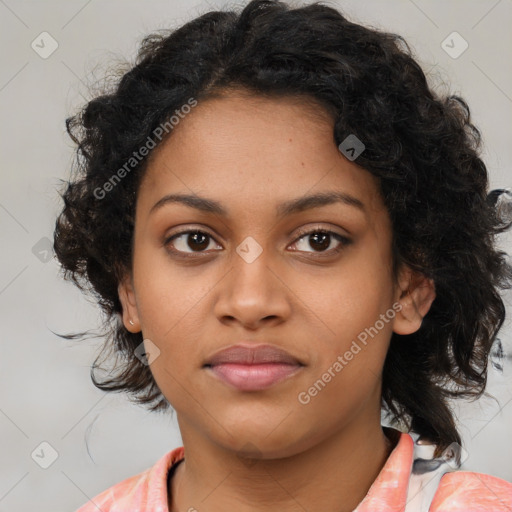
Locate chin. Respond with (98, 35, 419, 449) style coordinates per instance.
(212, 417, 321, 461)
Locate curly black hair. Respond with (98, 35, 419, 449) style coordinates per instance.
(53, 0, 512, 457)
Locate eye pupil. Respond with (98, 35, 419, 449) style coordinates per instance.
(188, 231, 209, 251)
(309, 232, 330, 251)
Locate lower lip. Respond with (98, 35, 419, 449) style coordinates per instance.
(206, 363, 303, 391)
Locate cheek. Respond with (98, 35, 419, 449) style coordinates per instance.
(305, 261, 395, 386)
(302, 255, 393, 341)
(132, 248, 210, 358)
(133, 261, 210, 406)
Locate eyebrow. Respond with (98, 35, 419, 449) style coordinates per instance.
(149, 191, 365, 218)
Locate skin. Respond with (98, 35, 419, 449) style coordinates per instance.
(118, 90, 436, 512)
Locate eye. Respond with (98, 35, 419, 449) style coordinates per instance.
(164, 229, 221, 257)
(290, 227, 351, 255)
(163, 226, 352, 259)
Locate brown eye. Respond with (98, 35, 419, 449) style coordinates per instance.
(291, 229, 351, 255)
(163, 226, 351, 260)
(165, 230, 221, 255)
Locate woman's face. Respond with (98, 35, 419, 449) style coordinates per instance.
(119, 92, 417, 458)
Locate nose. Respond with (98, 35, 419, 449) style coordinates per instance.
(213, 247, 292, 330)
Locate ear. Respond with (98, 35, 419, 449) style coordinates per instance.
(118, 273, 141, 332)
(392, 265, 436, 336)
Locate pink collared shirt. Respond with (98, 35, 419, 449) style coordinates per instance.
(75, 429, 512, 511)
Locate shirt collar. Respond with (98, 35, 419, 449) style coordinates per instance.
(354, 429, 414, 512)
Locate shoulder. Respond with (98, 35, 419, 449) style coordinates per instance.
(430, 471, 512, 511)
(75, 446, 185, 512)
(75, 470, 149, 512)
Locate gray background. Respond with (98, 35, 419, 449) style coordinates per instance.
(1, 0, 511, 510)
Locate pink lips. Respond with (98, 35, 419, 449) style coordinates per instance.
(204, 344, 304, 391)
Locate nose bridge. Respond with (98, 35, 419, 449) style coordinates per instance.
(233, 241, 273, 292)
(214, 236, 291, 326)
(231, 238, 277, 303)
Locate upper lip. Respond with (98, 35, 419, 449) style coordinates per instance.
(204, 343, 304, 366)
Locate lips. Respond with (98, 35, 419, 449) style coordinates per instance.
(205, 344, 303, 366)
(204, 343, 305, 391)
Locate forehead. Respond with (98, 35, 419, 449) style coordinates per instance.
(137, 92, 386, 221)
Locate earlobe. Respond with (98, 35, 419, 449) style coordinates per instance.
(118, 274, 141, 332)
(393, 267, 436, 336)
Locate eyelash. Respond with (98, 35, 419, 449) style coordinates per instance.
(163, 226, 352, 260)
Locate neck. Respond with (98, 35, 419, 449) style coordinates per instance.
(169, 420, 396, 512)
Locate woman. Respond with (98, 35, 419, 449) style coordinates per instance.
(54, 1, 512, 510)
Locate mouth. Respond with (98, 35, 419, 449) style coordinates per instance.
(203, 343, 305, 391)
